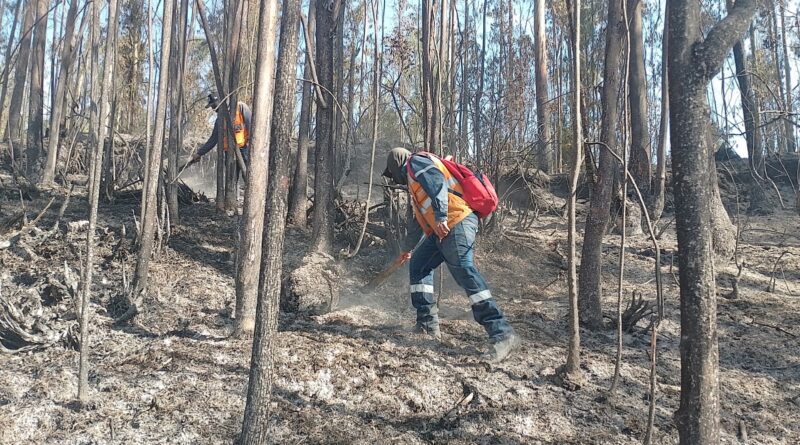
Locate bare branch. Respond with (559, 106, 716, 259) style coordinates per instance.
(696, 0, 758, 80)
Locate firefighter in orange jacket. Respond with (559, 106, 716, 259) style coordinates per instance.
(191, 94, 252, 164)
(383, 147, 520, 363)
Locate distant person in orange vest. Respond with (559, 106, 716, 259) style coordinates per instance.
(191, 94, 252, 165)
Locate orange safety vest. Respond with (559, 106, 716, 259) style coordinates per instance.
(408, 154, 472, 236)
(223, 104, 249, 151)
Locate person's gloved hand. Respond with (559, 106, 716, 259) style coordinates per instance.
(190, 153, 201, 164)
(395, 251, 412, 265)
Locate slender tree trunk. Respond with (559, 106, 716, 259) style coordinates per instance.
(444, 0, 456, 153)
(231, 0, 265, 335)
(474, 0, 487, 164)
(533, 0, 551, 173)
(778, 1, 795, 153)
(628, 0, 651, 193)
(333, 3, 346, 184)
(578, 0, 625, 329)
(344, 22, 358, 151)
(78, 0, 119, 402)
(421, 0, 435, 152)
(310, 0, 339, 253)
(457, 0, 468, 160)
(141, 0, 156, 227)
(100, 6, 120, 203)
(434, 0, 446, 152)
(0, 0, 23, 142)
(0, 0, 6, 43)
(728, 2, 762, 175)
(24, 0, 49, 176)
(564, 0, 582, 379)
(41, 0, 79, 186)
(123, 0, 174, 322)
(234, 0, 280, 339)
(5, 1, 35, 145)
(766, 0, 787, 155)
(354, 0, 368, 143)
(222, 0, 235, 210)
(555, 35, 564, 173)
(49, 0, 62, 122)
(652, 6, 669, 222)
(239, 0, 298, 437)
(288, 0, 316, 226)
(167, 0, 189, 225)
(668, 1, 757, 443)
(224, 0, 249, 212)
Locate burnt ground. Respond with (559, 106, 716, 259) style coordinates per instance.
(1, 167, 799, 445)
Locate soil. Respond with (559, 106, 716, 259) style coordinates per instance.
(1, 162, 799, 445)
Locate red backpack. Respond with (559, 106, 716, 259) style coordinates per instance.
(407, 152, 499, 218)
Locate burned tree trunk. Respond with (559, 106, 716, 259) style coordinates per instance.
(651, 7, 669, 222)
(288, 0, 317, 227)
(123, 0, 174, 322)
(240, 0, 299, 437)
(628, 0, 651, 194)
(78, 0, 119, 402)
(560, 0, 583, 386)
(729, 0, 763, 176)
(668, 1, 757, 443)
(41, 0, 79, 186)
(778, 1, 795, 153)
(421, 0, 436, 153)
(578, 0, 625, 329)
(474, 0, 487, 164)
(0, 0, 23, 141)
(233, 0, 280, 337)
(5, 0, 34, 145)
(166, 0, 190, 224)
(533, 0, 552, 173)
(24, 0, 49, 176)
(310, 0, 340, 253)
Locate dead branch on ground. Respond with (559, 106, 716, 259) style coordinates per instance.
(0, 196, 56, 249)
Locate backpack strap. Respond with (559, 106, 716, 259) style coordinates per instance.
(405, 152, 433, 181)
(406, 152, 464, 198)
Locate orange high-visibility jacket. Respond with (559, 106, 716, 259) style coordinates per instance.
(407, 153, 472, 236)
(223, 104, 249, 151)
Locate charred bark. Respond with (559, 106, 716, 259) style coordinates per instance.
(41, 0, 79, 186)
(668, 1, 757, 443)
(288, 0, 317, 227)
(533, 0, 552, 173)
(240, 0, 299, 437)
(123, 0, 174, 322)
(578, 0, 625, 329)
(310, 0, 340, 253)
(233, 0, 280, 338)
(78, 0, 119, 402)
(5, 0, 35, 145)
(24, 0, 49, 176)
(627, 0, 651, 194)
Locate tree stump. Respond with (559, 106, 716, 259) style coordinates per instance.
(281, 252, 341, 314)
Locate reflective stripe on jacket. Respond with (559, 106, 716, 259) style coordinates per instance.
(407, 154, 472, 236)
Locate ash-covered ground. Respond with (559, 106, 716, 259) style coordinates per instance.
(1, 165, 799, 445)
